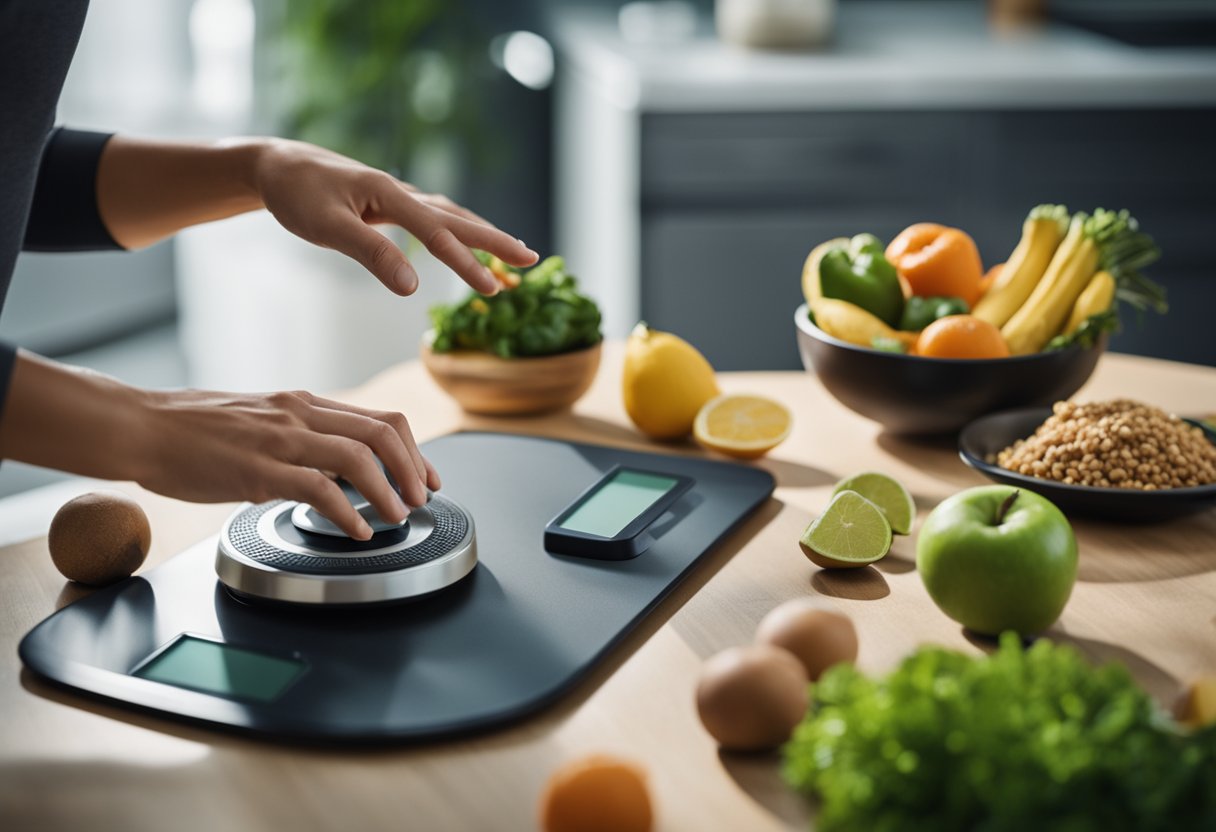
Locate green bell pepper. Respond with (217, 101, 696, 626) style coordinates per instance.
(817, 234, 904, 328)
(898, 296, 969, 332)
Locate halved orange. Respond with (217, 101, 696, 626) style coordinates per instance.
(694, 394, 792, 459)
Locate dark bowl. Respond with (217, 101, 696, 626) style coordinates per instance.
(959, 407, 1216, 522)
(794, 303, 1106, 436)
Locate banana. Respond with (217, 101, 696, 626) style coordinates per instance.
(812, 298, 918, 351)
(1064, 271, 1116, 335)
(973, 205, 1069, 328)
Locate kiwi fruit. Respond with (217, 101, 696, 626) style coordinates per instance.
(48, 491, 151, 585)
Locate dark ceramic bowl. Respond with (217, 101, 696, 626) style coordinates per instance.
(794, 303, 1106, 436)
(959, 407, 1216, 522)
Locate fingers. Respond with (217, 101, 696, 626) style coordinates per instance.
(322, 212, 420, 296)
(252, 391, 441, 539)
(323, 175, 538, 295)
(303, 395, 434, 502)
(417, 192, 494, 228)
(272, 465, 374, 540)
(441, 216, 538, 269)
(425, 227, 501, 295)
(296, 403, 428, 507)
(375, 184, 538, 290)
(423, 457, 441, 492)
(284, 432, 408, 534)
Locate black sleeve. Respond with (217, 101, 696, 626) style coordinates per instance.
(0, 341, 16, 434)
(22, 127, 122, 252)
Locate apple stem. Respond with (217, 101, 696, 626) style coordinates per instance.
(995, 490, 1020, 525)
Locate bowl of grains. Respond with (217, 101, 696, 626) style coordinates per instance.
(959, 400, 1216, 521)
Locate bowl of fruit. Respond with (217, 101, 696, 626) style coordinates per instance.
(422, 254, 603, 416)
(795, 207, 1165, 435)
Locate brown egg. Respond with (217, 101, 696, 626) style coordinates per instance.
(756, 599, 858, 681)
(48, 491, 151, 586)
(539, 754, 653, 832)
(695, 644, 809, 751)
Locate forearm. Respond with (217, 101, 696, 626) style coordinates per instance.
(0, 351, 149, 482)
(96, 136, 269, 249)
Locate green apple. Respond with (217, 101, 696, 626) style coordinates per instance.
(916, 486, 1077, 636)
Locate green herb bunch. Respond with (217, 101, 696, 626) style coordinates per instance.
(783, 633, 1216, 831)
(428, 254, 602, 358)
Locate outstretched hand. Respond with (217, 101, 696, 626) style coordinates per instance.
(252, 139, 538, 295)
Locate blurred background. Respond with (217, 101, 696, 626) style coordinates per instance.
(1, 0, 1213, 494)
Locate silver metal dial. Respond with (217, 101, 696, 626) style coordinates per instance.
(215, 492, 477, 606)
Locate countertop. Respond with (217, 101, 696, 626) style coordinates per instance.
(2, 346, 1215, 830)
(551, 1, 1216, 111)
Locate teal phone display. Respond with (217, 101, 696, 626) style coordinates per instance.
(134, 635, 305, 703)
(545, 466, 693, 560)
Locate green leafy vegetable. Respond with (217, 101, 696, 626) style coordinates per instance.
(1085, 208, 1167, 315)
(1046, 308, 1119, 352)
(428, 253, 602, 358)
(783, 633, 1216, 831)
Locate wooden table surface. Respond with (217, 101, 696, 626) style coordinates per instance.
(2, 346, 1215, 831)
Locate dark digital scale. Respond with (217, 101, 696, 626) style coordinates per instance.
(20, 432, 773, 742)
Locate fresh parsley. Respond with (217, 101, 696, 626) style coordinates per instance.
(783, 633, 1216, 830)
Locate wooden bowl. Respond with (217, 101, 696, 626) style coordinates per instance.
(421, 339, 602, 416)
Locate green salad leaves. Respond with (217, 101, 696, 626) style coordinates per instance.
(783, 634, 1216, 831)
(428, 253, 602, 358)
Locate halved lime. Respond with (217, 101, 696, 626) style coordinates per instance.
(832, 472, 916, 535)
(800, 491, 892, 569)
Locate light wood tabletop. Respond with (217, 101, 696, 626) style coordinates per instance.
(2, 345, 1214, 832)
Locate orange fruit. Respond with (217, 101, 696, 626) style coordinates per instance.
(886, 224, 984, 306)
(897, 271, 914, 300)
(978, 263, 1003, 301)
(540, 754, 653, 832)
(917, 315, 1010, 359)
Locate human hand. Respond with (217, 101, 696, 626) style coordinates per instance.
(251, 139, 538, 296)
(0, 354, 429, 541)
(136, 387, 439, 540)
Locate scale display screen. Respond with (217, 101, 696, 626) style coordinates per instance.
(557, 469, 680, 538)
(134, 635, 305, 702)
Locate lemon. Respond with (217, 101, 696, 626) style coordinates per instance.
(693, 394, 792, 459)
(799, 491, 892, 569)
(831, 472, 916, 535)
(1175, 677, 1216, 729)
(623, 323, 719, 440)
